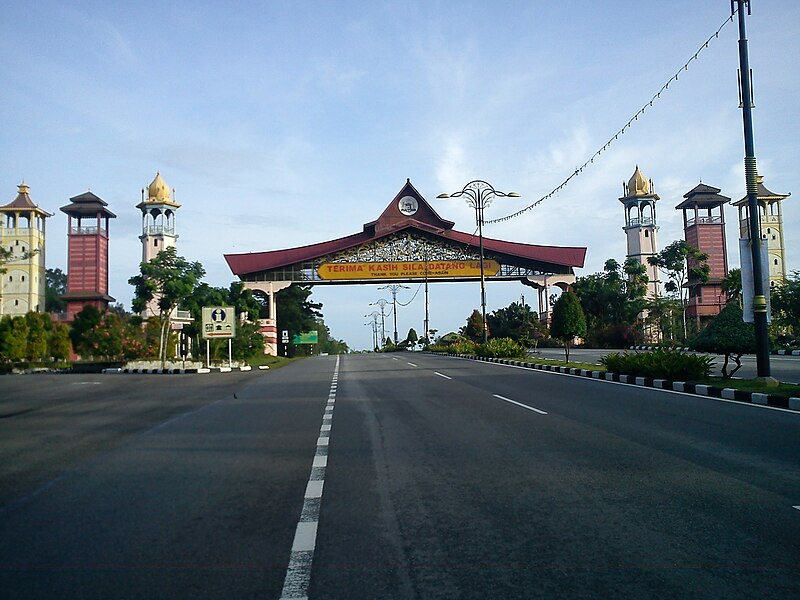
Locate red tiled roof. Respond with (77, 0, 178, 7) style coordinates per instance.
(224, 181, 586, 276)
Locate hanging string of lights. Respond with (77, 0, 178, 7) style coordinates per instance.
(486, 9, 739, 225)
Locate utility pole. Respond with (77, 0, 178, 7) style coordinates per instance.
(734, 0, 773, 382)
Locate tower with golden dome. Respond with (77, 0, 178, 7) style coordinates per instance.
(0, 183, 52, 316)
(138, 172, 180, 265)
(619, 166, 660, 299)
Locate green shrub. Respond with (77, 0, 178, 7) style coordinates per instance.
(476, 337, 527, 358)
(600, 348, 712, 381)
(450, 339, 478, 355)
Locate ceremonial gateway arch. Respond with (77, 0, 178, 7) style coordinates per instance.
(224, 180, 586, 354)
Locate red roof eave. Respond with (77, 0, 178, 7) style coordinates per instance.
(224, 224, 586, 277)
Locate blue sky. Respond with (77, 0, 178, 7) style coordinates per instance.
(2, 1, 798, 350)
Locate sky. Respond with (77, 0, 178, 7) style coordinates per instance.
(2, 1, 798, 351)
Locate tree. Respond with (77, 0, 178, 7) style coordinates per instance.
(549, 291, 586, 362)
(573, 258, 648, 347)
(25, 312, 50, 360)
(486, 301, 544, 346)
(129, 247, 205, 366)
(771, 271, 800, 335)
(48, 321, 71, 360)
(0, 315, 29, 361)
(461, 309, 488, 343)
(406, 327, 418, 347)
(647, 240, 709, 340)
(70, 305, 103, 358)
(45, 268, 67, 313)
(275, 284, 322, 357)
(689, 302, 755, 378)
(721, 268, 742, 305)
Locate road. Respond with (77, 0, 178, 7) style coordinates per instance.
(1, 355, 799, 599)
(533, 347, 800, 384)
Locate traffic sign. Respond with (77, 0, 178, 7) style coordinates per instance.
(202, 306, 236, 338)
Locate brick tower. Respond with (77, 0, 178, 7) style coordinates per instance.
(60, 191, 116, 320)
(676, 183, 729, 323)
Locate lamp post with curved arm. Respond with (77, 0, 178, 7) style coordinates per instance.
(438, 180, 520, 343)
(369, 299, 389, 347)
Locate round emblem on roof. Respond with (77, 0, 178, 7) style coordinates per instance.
(398, 195, 418, 216)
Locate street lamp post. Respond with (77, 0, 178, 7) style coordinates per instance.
(369, 299, 389, 347)
(378, 284, 410, 344)
(365, 311, 379, 351)
(438, 181, 520, 343)
(734, 0, 772, 381)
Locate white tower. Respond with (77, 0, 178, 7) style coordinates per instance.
(137, 172, 181, 319)
(0, 183, 52, 315)
(138, 172, 180, 264)
(619, 166, 660, 299)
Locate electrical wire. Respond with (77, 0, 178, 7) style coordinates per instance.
(486, 8, 739, 225)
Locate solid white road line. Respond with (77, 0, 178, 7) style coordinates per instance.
(493, 394, 548, 415)
(280, 355, 340, 600)
(434, 372, 452, 380)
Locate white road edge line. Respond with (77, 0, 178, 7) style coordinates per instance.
(280, 355, 340, 600)
(448, 356, 800, 416)
(434, 372, 452, 380)
(493, 394, 548, 415)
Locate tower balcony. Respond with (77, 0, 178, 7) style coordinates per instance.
(70, 225, 108, 236)
(626, 216, 655, 227)
(143, 225, 176, 236)
(686, 215, 722, 227)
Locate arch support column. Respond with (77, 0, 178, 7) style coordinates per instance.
(244, 281, 292, 356)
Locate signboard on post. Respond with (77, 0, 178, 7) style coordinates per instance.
(292, 330, 319, 344)
(202, 306, 236, 338)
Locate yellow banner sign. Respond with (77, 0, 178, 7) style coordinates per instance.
(318, 260, 500, 280)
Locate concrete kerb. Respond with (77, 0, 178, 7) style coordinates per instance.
(104, 365, 256, 375)
(435, 352, 799, 412)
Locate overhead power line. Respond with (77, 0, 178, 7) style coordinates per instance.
(486, 8, 739, 225)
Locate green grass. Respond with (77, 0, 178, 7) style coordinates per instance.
(245, 354, 302, 369)
(492, 355, 799, 398)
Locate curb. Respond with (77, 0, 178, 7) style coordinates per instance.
(629, 346, 800, 357)
(437, 353, 800, 412)
(103, 366, 256, 375)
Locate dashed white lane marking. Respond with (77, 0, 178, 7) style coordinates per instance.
(434, 371, 452, 380)
(407, 362, 418, 367)
(280, 355, 340, 600)
(493, 394, 548, 415)
(793, 505, 800, 511)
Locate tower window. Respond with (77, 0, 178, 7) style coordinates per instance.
(774, 259, 779, 265)
(154, 239, 158, 247)
(21, 275, 25, 282)
(644, 230, 649, 238)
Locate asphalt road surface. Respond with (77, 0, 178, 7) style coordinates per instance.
(1, 355, 799, 599)
(533, 347, 800, 384)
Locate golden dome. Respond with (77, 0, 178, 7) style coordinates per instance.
(147, 171, 171, 202)
(627, 165, 651, 196)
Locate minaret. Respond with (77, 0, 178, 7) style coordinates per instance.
(0, 183, 52, 315)
(60, 191, 116, 320)
(137, 172, 181, 319)
(676, 183, 729, 322)
(619, 166, 660, 298)
(138, 172, 180, 264)
(731, 175, 791, 289)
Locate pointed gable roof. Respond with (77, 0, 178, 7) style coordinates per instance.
(363, 179, 454, 236)
(732, 175, 791, 206)
(60, 191, 117, 218)
(675, 182, 731, 209)
(1, 183, 53, 216)
(225, 180, 586, 277)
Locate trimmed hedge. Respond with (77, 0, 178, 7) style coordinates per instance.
(600, 348, 712, 381)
